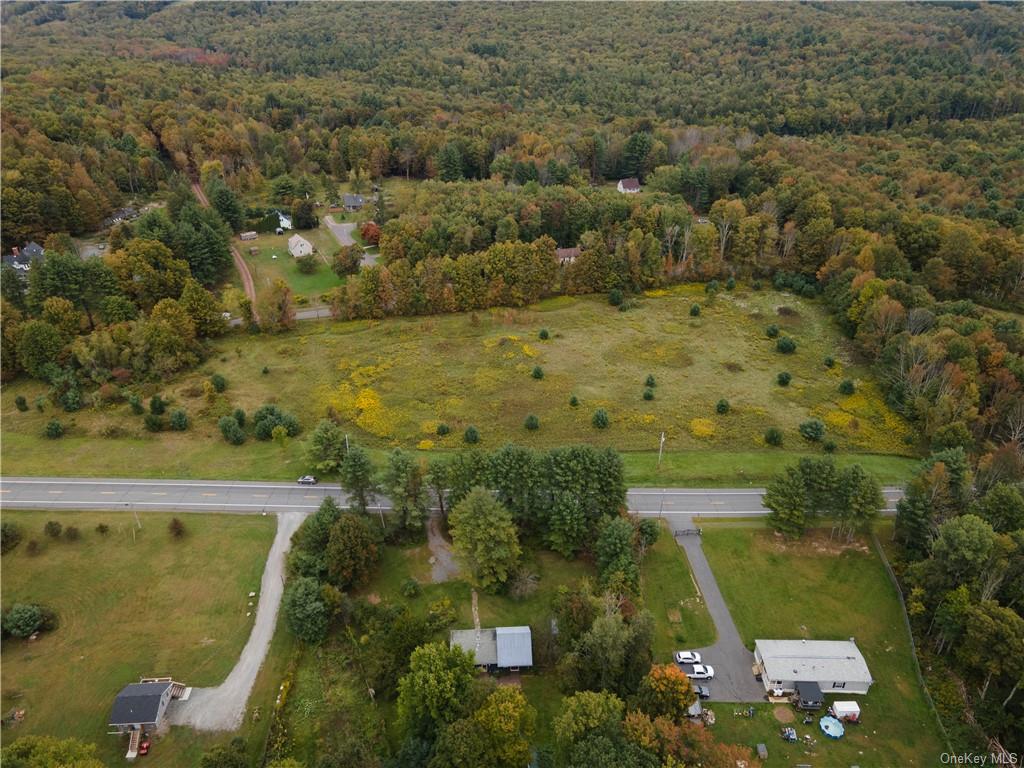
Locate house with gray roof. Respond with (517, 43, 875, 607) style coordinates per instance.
(754, 638, 873, 696)
(343, 193, 365, 211)
(450, 625, 533, 671)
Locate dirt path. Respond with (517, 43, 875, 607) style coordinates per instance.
(427, 511, 459, 583)
(167, 511, 306, 731)
(191, 182, 259, 322)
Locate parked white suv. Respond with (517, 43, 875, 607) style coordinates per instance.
(685, 664, 715, 680)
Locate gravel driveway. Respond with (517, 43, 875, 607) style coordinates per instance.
(324, 214, 377, 266)
(664, 513, 766, 703)
(168, 511, 306, 731)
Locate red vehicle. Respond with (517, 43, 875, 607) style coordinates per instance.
(138, 740, 151, 756)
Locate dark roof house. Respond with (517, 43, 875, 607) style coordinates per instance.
(108, 682, 173, 730)
(343, 193, 365, 211)
(556, 246, 580, 265)
(617, 178, 641, 193)
(3, 242, 44, 272)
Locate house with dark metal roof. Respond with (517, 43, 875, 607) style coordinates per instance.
(343, 193, 366, 211)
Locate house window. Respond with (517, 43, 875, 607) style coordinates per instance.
(832, 682, 846, 689)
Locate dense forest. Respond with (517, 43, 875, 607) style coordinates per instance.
(2, 1, 1024, 762)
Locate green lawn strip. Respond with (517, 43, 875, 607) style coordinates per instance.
(641, 520, 716, 659)
(0, 510, 281, 766)
(700, 527, 944, 767)
(2, 289, 919, 480)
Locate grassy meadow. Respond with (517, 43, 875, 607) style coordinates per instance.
(1, 286, 919, 485)
(0, 510, 290, 767)
(701, 524, 945, 767)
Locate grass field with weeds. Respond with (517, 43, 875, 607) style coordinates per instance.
(1, 287, 919, 485)
(701, 526, 945, 767)
(0, 510, 287, 767)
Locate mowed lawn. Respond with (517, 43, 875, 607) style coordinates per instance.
(701, 526, 945, 767)
(239, 224, 343, 306)
(0, 511, 278, 766)
(1, 287, 918, 486)
(641, 520, 716, 659)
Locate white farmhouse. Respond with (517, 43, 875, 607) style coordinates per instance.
(288, 234, 313, 258)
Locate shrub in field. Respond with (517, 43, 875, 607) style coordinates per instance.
(44, 521, 62, 539)
(436, 423, 450, 436)
(532, 365, 544, 380)
(608, 289, 624, 306)
(716, 399, 730, 414)
(705, 280, 720, 294)
(569, 395, 579, 407)
(218, 416, 246, 445)
(210, 373, 227, 392)
(539, 328, 550, 340)
(824, 356, 836, 368)
(766, 324, 779, 338)
(776, 337, 797, 354)
(592, 409, 610, 429)
(26, 540, 40, 556)
(643, 388, 654, 401)
(44, 420, 65, 439)
(464, 425, 480, 444)
(839, 379, 856, 395)
(1, 522, 22, 554)
(295, 253, 318, 274)
(726, 277, 736, 291)
(253, 404, 300, 440)
(128, 393, 144, 414)
(824, 440, 837, 453)
(63, 526, 80, 541)
(144, 413, 163, 432)
(524, 414, 540, 431)
(765, 427, 784, 446)
(14, 395, 28, 412)
(169, 409, 189, 431)
(96, 523, 110, 536)
(689, 303, 701, 317)
(3, 603, 44, 638)
(169, 517, 186, 538)
(752, 280, 763, 290)
(149, 395, 166, 415)
(233, 408, 246, 428)
(401, 578, 421, 598)
(645, 374, 656, 387)
(799, 419, 826, 442)
(777, 372, 792, 386)
(262, 366, 270, 375)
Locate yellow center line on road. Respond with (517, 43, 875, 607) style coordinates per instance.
(304, 495, 319, 499)
(251, 494, 268, 498)
(202, 493, 219, 497)
(48, 490, 63, 494)
(151, 492, 167, 496)
(100, 491, 116, 495)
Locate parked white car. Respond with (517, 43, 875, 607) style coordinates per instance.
(674, 650, 702, 664)
(686, 664, 715, 680)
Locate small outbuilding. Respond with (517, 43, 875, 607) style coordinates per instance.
(555, 246, 580, 265)
(240, 231, 258, 241)
(288, 234, 313, 258)
(754, 639, 873, 696)
(617, 178, 641, 194)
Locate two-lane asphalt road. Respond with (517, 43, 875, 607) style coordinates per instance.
(0, 477, 904, 516)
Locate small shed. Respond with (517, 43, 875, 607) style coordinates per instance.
(617, 178, 641, 194)
(555, 246, 580, 265)
(240, 231, 258, 241)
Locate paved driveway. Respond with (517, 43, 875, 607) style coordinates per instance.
(664, 513, 765, 703)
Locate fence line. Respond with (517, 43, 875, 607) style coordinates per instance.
(871, 530, 953, 754)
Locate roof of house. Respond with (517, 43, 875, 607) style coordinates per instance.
(277, 211, 293, 229)
(21, 242, 44, 259)
(618, 178, 641, 191)
(496, 626, 533, 668)
(108, 682, 171, 725)
(555, 246, 581, 260)
(756, 639, 872, 684)
(344, 193, 365, 206)
(450, 628, 498, 666)
(288, 234, 312, 252)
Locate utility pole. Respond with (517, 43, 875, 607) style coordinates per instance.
(658, 432, 666, 468)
